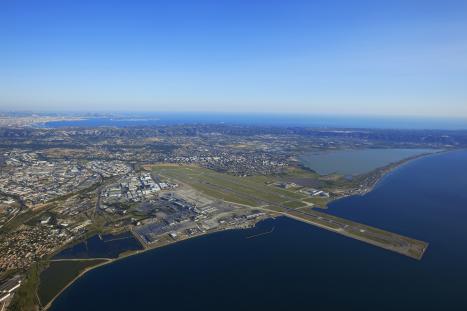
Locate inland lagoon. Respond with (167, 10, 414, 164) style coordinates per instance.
(299, 148, 435, 175)
(49, 150, 467, 311)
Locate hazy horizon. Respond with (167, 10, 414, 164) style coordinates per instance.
(3, 110, 467, 130)
(1, 0, 467, 117)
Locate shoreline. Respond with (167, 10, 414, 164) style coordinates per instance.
(326, 149, 448, 206)
(39, 149, 449, 310)
(41, 217, 268, 311)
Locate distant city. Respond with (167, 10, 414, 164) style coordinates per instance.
(2, 0, 467, 309)
(1, 112, 466, 310)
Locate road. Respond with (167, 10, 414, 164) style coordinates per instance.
(194, 178, 428, 260)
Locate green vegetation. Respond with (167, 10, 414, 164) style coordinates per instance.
(152, 165, 308, 207)
(8, 263, 43, 311)
(149, 164, 429, 259)
(282, 166, 320, 178)
(38, 259, 108, 308)
(302, 197, 330, 208)
(0, 209, 35, 234)
(149, 164, 346, 211)
(260, 205, 288, 213)
(183, 179, 258, 206)
(282, 200, 307, 209)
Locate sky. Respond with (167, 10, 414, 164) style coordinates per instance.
(1, 0, 467, 117)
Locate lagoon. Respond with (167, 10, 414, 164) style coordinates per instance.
(299, 148, 435, 175)
(49, 150, 467, 311)
(53, 232, 142, 260)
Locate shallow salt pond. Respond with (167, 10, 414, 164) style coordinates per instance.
(299, 148, 435, 175)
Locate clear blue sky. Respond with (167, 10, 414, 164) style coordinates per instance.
(1, 0, 466, 117)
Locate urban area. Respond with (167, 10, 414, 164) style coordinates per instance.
(1, 113, 466, 310)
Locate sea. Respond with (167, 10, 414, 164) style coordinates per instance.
(43, 113, 467, 130)
(49, 150, 467, 311)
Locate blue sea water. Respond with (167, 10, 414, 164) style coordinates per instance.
(50, 150, 467, 311)
(43, 113, 467, 129)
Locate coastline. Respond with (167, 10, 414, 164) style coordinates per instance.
(39, 149, 448, 310)
(328, 149, 448, 205)
(41, 217, 269, 311)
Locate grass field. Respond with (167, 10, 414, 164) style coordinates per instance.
(147, 164, 429, 260)
(282, 200, 308, 208)
(151, 165, 308, 208)
(7, 263, 43, 311)
(302, 197, 330, 207)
